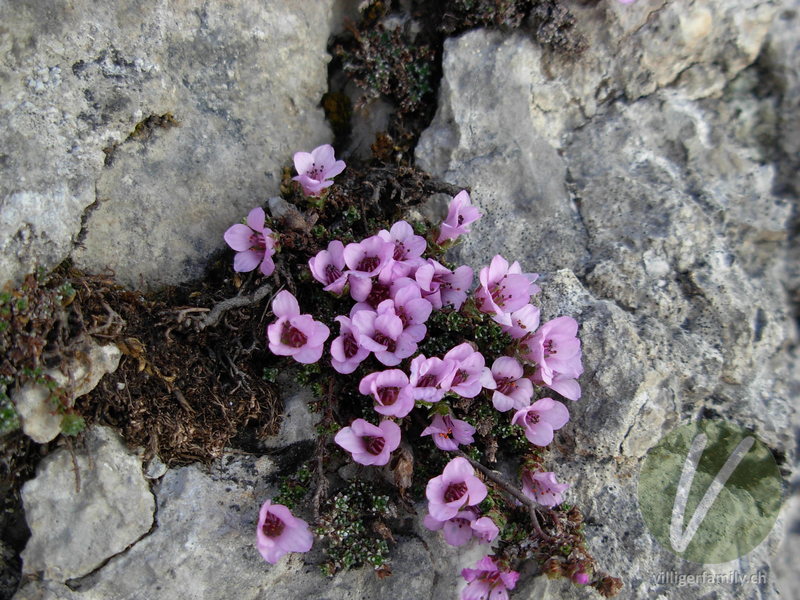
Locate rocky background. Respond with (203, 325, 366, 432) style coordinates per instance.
(1, 1, 798, 599)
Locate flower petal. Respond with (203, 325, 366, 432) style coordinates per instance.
(526, 422, 554, 446)
(540, 400, 570, 430)
(246, 207, 266, 231)
(293, 151, 314, 174)
(233, 249, 262, 272)
(311, 144, 336, 167)
(325, 159, 346, 178)
(224, 224, 255, 252)
(271, 290, 300, 319)
(292, 344, 324, 364)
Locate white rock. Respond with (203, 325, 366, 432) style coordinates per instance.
(0, 1, 336, 288)
(20, 426, 155, 582)
(14, 341, 121, 444)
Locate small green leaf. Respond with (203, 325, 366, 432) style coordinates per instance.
(60, 414, 86, 436)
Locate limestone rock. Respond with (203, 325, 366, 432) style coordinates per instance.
(261, 377, 320, 449)
(13, 580, 84, 600)
(416, 6, 798, 597)
(415, 30, 589, 277)
(14, 341, 121, 443)
(418, 0, 778, 155)
(60, 454, 471, 600)
(20, 426, 155, 582)
(1, 1, 335, 288)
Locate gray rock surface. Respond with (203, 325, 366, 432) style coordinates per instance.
(15, 453, 482, 600)
(417, 2, 799, 598)
(261, 377, 320, 449)
(14, 341, 121, 443)
(20, 426, 154, 582)
(1, 0, 335, 288)
(8, 0, 800, 599)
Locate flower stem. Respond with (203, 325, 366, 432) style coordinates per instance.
(453, 449, 555, 542)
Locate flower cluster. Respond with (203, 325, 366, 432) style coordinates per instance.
(234, 146, 597, 595)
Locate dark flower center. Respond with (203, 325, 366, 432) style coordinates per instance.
(525, 412, 541, 426)
(262, 511, 285, 537)
(343, 334, 359, 358)
(373, 333, 396, 352)
(543, 339, 556, 356)
(281, 322, 308, 348)
(437, 428, 453, 440)
(364, 435, 385, 455)
(437, 417, 454, 440)
(397, 308, 409, 327)
(489, 284, 507, 307)
(444, 481, 468, 503)
(325, 263, 343, 284)
(378, 386, 399, 406)
(249, 232, 266, 250)
(481, 571, 501, 585)
(357, 256, 380, 273)
(366, 282, 391, 307)
(457, 215, 464, 226)
(451, 369, 468, 386)
(307, 162, 323, 180)
(497, 378, 517, 395)
(393, 242, 406, 261)
(417, 374, 436, 388)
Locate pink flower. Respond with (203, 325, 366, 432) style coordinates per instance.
(426, 457, 487, 521)
(334, 418, 401, 466)
(292, 144, 346, 196)
(359, 370, 414, 418)
(461, 556, 519, 600)
(223, 207, 276, 276)
(309, 240, 348, 294)
(330, 316, 370, 374)
(573, 571, 591, 585)
(437, 190, 482, 244)
(500, 303, 540, 341)
(349, 276, 391, 308)
(525, 316, 582, 380)
(389, 284, 432, 343)
(424, 510, 476, 547)
(421, 415, 476, 451)
(511, 398, 570, 446)
(470, 517, 499, 544)
(343, 235, 394, 279)
(524, 316, 583, 401)
(536, 370, 582, 402)
(378, 220, 427, 278)
(351, 302, 417, 366)
(444, 343, 494, 399)
(256, 500, 314, 564)
(521, 471, 569, 507)
(266, 291, 330, 364)
(474, 255, 539, 325)
(488, 357, 533, 412)
(408, 354, 457, 402)
(423, 510, 499, 547)
(415, 259, 473, 310)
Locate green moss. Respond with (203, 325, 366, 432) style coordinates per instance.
(317, 479, 393, 575)
(336, 24, 435, 114)
(60, 414, 86, 436)
(273, 466, 312, 509)
(0, 272, 76, 438)
(0, 384, 19, 436)
(261, 367, 279, 383)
